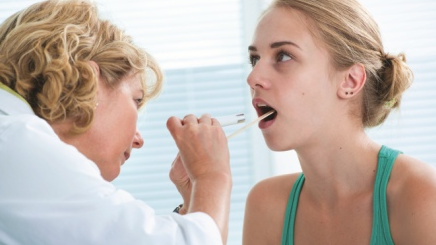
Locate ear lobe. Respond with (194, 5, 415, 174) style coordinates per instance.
(337, 64, 366, 99)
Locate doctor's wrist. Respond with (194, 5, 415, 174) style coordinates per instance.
(173, 204, 187, 215)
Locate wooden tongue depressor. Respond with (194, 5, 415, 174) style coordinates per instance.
(227, 110, 275, 140)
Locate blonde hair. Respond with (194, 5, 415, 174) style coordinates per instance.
(270, 0, 413, 127)
(0, 0, 163, 133)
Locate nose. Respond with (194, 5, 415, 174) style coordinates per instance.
(247, 62, 271, 91)
(132, 129, 144, 149)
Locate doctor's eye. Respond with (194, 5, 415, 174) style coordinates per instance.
(134, 98, 143, 108)
(249, 55, 260, 67)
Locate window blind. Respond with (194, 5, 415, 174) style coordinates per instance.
(361, 0, 436, 166)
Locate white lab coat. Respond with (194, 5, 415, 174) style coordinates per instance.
(0, 87, 223, 245)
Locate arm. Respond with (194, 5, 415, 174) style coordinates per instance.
(166, 114, 232, 244)
(389, 156, 436, 245)
(0, 115, 224, 245)
(243, 174, 301, 245)
(243, 181, 273, 245)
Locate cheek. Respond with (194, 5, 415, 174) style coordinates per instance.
(119, 107, 139, 140)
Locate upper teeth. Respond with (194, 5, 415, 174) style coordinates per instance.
(257, 103, 269, 107)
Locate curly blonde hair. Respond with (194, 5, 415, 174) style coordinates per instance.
(0, 0, 163, 134)
(270, 0, 414, 127)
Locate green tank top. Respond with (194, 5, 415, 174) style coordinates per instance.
(281, 145, 401, 245)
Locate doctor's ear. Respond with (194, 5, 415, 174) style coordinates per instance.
(89, 61, 100, 76)
(337, 63, 366, 99)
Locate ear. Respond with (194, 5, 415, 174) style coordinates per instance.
(89, 61, 100, 77)
(337, 63, 366, 99)
(89, 61, 105, 107)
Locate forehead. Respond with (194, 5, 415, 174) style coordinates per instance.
(252, 7, 317, 48)
(123, 73, 144, 91)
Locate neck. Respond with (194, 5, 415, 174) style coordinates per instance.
(296, 129, 381, 207)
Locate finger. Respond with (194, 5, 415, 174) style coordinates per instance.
(182, 114, 198, 126)
(211, 118, 219, 127)
(169, 153, 184, 182)
(171, 153, 182, 168)
(198, 113, 212, 125)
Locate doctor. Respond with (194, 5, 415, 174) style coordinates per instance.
(0, 0, 231, 244)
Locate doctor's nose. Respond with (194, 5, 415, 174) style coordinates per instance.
(132, 129, 144, 149)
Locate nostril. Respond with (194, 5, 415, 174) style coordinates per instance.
(133, 132, 144, 148)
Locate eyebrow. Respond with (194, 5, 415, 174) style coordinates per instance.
(248, 41, 302, 51)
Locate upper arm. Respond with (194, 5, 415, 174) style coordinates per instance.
(389, 156, 436, 245)
(242, 173, 301, 245)
(243, 180, 272, 245)
(397, 181, 436, 245)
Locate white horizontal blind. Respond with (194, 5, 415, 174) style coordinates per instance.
(361, 0, 436, 167)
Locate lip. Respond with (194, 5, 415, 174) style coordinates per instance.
(123, 152, 130, 163)
(252, 98, 277, 129)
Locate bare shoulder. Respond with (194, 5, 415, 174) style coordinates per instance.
(243, 172, 302, 245)
(388, 154, 436, 245)
(246, 172, 302, 208)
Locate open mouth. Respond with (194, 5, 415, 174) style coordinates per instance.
(256, 103, 277, 122)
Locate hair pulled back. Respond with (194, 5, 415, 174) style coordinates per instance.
(270, 0, 413, 127)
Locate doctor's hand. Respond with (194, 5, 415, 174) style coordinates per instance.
(166, 114, 231, 180)
(169, 153, 190, 215)
(166, 114, 232, 244)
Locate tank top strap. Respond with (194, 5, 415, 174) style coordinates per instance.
(370, 145, 401, 245)
(280, 146, 400, 245)
(281, 173, 305, 245)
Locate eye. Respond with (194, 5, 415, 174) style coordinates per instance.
(134, 98, 143, 108)
(249, 54, 260, 67)
(277, 51, 292, 62)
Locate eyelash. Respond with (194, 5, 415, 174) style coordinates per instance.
(135, 98, 143, 107)
(276, 50, 293, 62)
(248, 50, 294, 67)
(248, 55, 259, 67)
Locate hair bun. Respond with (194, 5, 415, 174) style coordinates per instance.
(378, 52, 413, 109)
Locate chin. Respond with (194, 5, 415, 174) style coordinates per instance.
(101, 167, 121, 182)
(264, 137, 293, 152)
(265, 140, 282, 151)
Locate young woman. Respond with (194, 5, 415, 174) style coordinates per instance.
(243, 0, 436, 244)
(0, 0, 231, 244)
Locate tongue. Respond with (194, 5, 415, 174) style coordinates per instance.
(258, 111, 276, 129)
(263, 110, 276, 121)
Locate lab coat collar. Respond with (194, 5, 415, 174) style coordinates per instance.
(0, 84, 34, 116)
